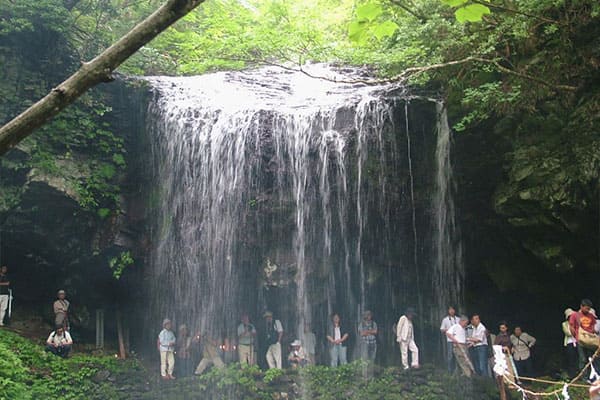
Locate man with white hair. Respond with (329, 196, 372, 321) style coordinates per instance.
(446, 315, 475, 377)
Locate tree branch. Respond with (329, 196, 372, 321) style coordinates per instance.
(0, 0, 207, 156)
(471, 0, 561, 25)
(226, 56, 577, 93)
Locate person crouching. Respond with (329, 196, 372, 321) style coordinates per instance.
(46, 326, 73, 358)
(288, 339, 308, 369)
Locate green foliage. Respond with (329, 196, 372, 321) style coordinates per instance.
(0, 329, 141, 400)
(108, 251, 134, 279)
(441, 0, 490, 22)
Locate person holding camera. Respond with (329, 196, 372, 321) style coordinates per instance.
(237, 314, 256, 366)
(46, 325, 73, 358)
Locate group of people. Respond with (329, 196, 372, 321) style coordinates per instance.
(439, 299, 600, 384)
(440, 306, 537, 379)
(156, 308, 420, 380)
(45, 289, 74, 358)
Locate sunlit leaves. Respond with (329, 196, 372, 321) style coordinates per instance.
(441, 0, 491, 23)
(454, 4, 491, 22)
(349, 1, 399, 44)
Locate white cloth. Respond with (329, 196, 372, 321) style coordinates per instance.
(334, 327, 341, 341)
(47, 330, 73, 346)
(396, 315, 414, 342)
(447, 324, 467, 344)
(471, 323, 488, 347)
(158, 329, 176, 352)
(440, 315, 459, 342)
(266, 342, 282, 369)
(0, 295, 8, 325)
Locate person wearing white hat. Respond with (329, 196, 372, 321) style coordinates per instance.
(157, 319, 176, 380)
(563, 308, 577, 378)
(288, 339, 308, 368)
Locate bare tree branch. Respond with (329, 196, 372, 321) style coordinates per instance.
(0, 0, 207, 156)
(226, 55, 578, 92)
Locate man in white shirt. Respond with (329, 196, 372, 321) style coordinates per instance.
(46, 326, 73, 358)
(446, 315, 475, 377)
(396, 308, 419, 370)
(467, 314, 489, 377)
(440, 306, 458, 373)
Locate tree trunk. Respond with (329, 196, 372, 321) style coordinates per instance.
(0, 0, 207, 156)
(116, 309, 127, 359)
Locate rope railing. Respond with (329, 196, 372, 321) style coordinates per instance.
(494, 344, 600, 399)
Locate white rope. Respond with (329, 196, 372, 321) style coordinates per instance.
(561, 383, 570, 400)
(590, 357, 599, 382)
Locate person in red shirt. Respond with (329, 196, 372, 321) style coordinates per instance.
(569, 299, 597, 370)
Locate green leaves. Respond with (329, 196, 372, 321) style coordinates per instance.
(454, 4, 491, 22)
(441, 0, 491, 23)
(349, 1, 399, 44)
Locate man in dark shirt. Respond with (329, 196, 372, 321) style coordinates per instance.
(0, 265, 10, 326)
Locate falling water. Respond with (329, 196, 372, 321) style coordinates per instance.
(433, 102, 464, 318)
(141, 65, 463, 369)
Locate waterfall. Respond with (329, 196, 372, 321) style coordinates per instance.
(433, 102, 464, 318)
(141, 65, 463, 366)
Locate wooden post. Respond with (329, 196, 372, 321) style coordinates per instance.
(96, 309, 104, 349)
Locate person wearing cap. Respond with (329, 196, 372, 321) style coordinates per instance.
(193, 333, 225, 375)
(288, 339, 308, 368)
(263, 311, 284, 369)
(569, 299, 598, 369)
(396, 308, 419, 370)
(467, 314, 490, 377)
(53, 289, 70, 330)
(562, 308, 578, 378)
(440, 306, 458, 373)
(46, 325, 73, 358)
(359, 310, 378, 363)
(446, 315, 475, 377)
(510, 326, 536, 376)
(0, 265, 10, 326)
(157, 319, 176, 380)
(237, 314, 257, 366)
(327, 313, 349, 367)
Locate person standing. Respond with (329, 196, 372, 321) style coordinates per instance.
(446, 315, 475, 377)
(237, 314, 256, 366)
(569, 299, 598, 370)
(396, 308, 419, 370)
(327, 313, 349, 367)
(511, 326, 536, 376)
(157, 319, 176, 380)
(440, 306, 458, 372)
(53, 290, 70, 330)
(45, 325, 73, 358)
(358, 310, 378, 362)
(0, 265, 10, 326)
(263, 311, 284, 369)
(301, 323, 316, 365)
(563, 308, 578, 378)
(175, 324, 193, 377)
(467, 314, 489, 377)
